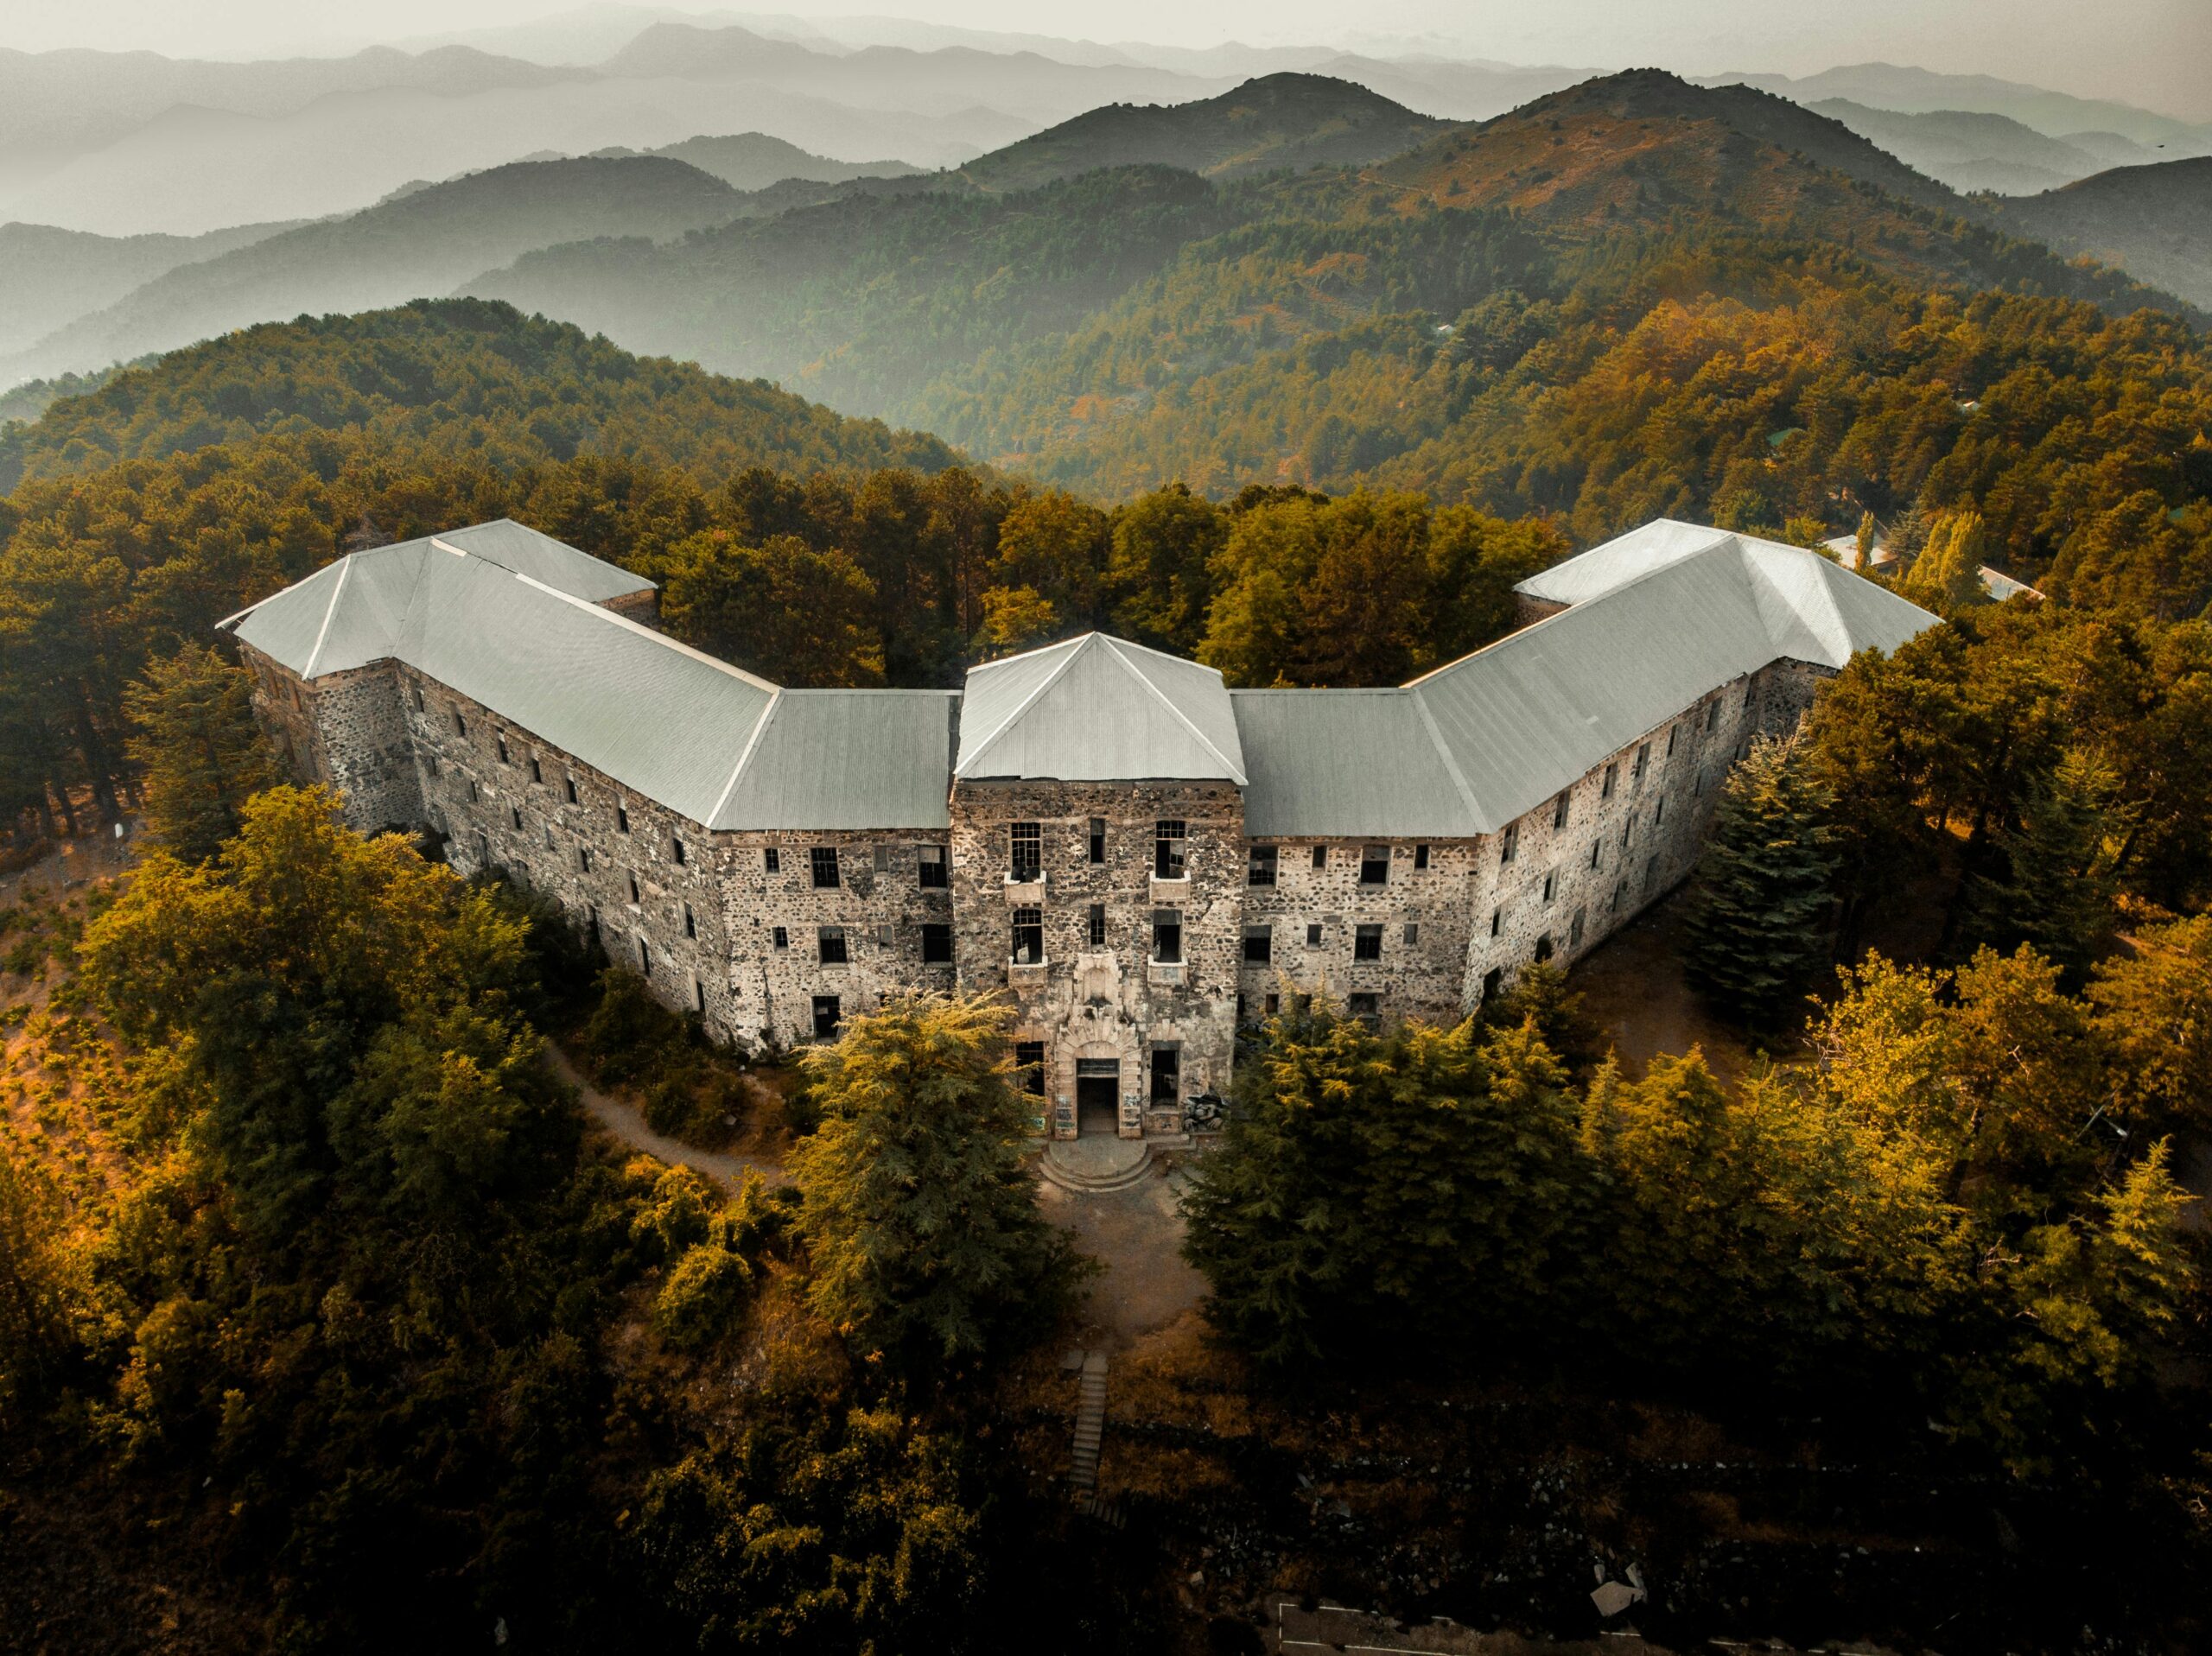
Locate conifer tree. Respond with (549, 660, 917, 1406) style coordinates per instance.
(791, 994, 1083, 1373)
(122, 644, 283, 861)
(1961, 752, 2117, 986)
(1681, 733, 1841, 1030)
(1902, 510, 1989, 612)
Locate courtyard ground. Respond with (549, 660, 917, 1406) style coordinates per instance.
(1567, 894, 1761, 1083)
(1040, 1158, 1208, 1351)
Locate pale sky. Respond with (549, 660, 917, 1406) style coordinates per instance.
(4, 0, 2209, 124)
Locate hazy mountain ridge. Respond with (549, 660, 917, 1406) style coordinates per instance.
(0, 218, 302, 358)
(1807, 100, 2152, 194)
(1986, 157, 2212, 311)
(588, 131, 923, 189)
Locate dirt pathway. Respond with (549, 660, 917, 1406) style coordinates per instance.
(545, 1044, 788, 1190)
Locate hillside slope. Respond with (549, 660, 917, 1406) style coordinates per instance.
(957, 73, 1445, 193)
(594, 131, 924, 190)
(1807, 100, 2132, 194)
(0, 298, 958, 492)
(1987, 158, 2212, 312)
(0, 218, 298, 357)
(1, 157, 747, 384)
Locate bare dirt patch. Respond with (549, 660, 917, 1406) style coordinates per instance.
(1567, 896, 1763, 1084)
(1040, 1160, 1209, 1353)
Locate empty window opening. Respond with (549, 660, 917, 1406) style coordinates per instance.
(1589, 841, 1602, 869)
(683, 902, 696, 940)
(1403, 923, 1420, 946)
(1707, 699, 1721, 731)
(1667, 726, 1680, 757)
(763, 845, 779, 873)
(810, 847, 840, 889)
(673, 837, 688, 866)
(1264, 993, 1281, 1017)
(922, 923, 953, 964)
(1243, 925, 1272, 965)
(1011, 907, 1043, 965)
(1359, 845, 1390, 885)
(413, 686, 425, 713)
(1087, 904, 1107, 948)
(1634, 741, 1650, 781)
(1010, 822, 1041, 881)
(1155, 820, 1186, 880)
(497, 736, 510, 765)
(627, 874, 641, 904)
(811, 996, 840, 1038)
(1354, 924, 1383, 961)
(468, 779, 480, 803)
(1542, 871, 1557, 903)
(1248, 845, 1278, 886)
(638, 937, 651, 975)
(1414, 843, 1430, 870)
(454, 710, 467, 737)
(918, 844, 948, 888)
(1348, 993, 1379, 1021)
(1481, 968, 1503, 1001)
(1553, 793, 1571, 831)
(1533, 934, 1554, 963)
(531, 757, 543, 784)
(510, 806, 523, 831)
(695, 980, 707, 1014)
(1312, 844, 1327, 870)
(1601, 762, 1618, 800)
(818, 926, 849, 965)
(1490, 907, 1502, 938)
(1153, 909, 1183, 964)
(772, 926, 789, 950)
(578, 847, 593, 874)
(617, 803, 631, 834)
(1500, 822, 1520, 864)
(1571, 908, 1586, 948)
(1655, 796, 1667, 827)
(1306, 922, 1323, 947)
(1149, 1045, 1180, 1104)
(1015, 1041, 1046, 1096)
(1089, 817, 1107, 864)
(872, 844, 890, 873)
(564, 777, 578, 804)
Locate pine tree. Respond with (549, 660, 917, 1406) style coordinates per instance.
(790, 994, 1083, 1373)
(1902, 510, 1989, 612)
(122, 644, 283, 861)
(1681, 733, 1841, 1030)
(1961, 752, 2117, 986)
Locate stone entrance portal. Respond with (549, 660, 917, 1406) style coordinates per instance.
(1075, 1058, 1121, 1137)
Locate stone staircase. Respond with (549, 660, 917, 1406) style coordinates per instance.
(1039, 1137, 1153, 1195)
(1070, 1349, 1109, 1498)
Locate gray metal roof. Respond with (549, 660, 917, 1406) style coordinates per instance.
(1231, 690, 1477, 838)
(1513, 517, 1734, 606)
(955, 632, 1246, 784)
(221, 521, 950, 832)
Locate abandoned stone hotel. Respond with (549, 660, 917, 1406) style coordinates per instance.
(221, 517, 1934, 1139)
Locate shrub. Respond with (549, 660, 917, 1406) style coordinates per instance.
(652, 1243, 753, 1352)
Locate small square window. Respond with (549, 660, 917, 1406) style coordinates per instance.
(1306, 922, 1322, 947)
(1312, 844, 1327, 870)
(1011, 907, 1043, 965)
(1403, 923, 1419, 945)
(1354, 924, 1382, 961)
(1155, 820, 1186, 880)
(683, 902, 696, 939)
(1500, 822, 1519, 864)
(810, 847, 840, 889)
(1348, 992, 1379, 1020)
(812, 995, 840, 1038)
(617, 803, 631, 834)
(1413, 843, 1429, 870)
(1359, 846, 1389, 885)
(772, 925, 789, 949)
(1243, 925, 1272, 964)
(1149, 1045, 1180, 1104)
(1010, 822, 1041, 881)
(918, 844, 948, 888)
(922, 922, 953, 963)
(1087, 903, 1106, 948)
(1015, 1041, 1046, 1095)
(1088, 817, 1106, 864)
(1153, 909, 1183, 964)
(764, 846, 779, 872)
(818, 925, 849, 965)
(1248, 845, 1278, 886)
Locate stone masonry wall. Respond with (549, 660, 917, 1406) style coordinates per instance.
(947, 780, 1243, 1139)
(239, 646, 422, 834)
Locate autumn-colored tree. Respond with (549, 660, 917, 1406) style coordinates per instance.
(656, 530, 886, 685)
(123, 643, 283, 861)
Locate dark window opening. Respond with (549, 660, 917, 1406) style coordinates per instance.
(1500, 822, 1519, 864)
(1012, 907, 1043, 965)
(1707, 699, 1720, 731)
(1590, 841, 1602, 869)
(695, 980, 707, 1014)
(1306, 922, 1322, 947)
(565, 777, 578, 804)
(1490, 907, 1502, 938)
(579, 847, 592, 874)
(1553, 793, 1570, 830)
(1655, 797, 1667, 827)
(1570, 908, 1586, 947)
(918, 844, 947, 888)
(1348, 993, 1379, 1021)
(683, 902, 696, 940)
(1155, 820, 1186, 880)
(1248, 845, 1278, 886)
(1634, 741, 1650, 780)
(454, 711, 467, 737)
(425, 756, 439, 778)
(1152, 909, 1183, 964)
(922, 923, 953, 963)
(1311, 844, 1327, 870)
(810, 847, 840, 889)
(497, 736, 510, 765)
(1482, 968, 1503, 1001)
(1264, 993, 1280, 1016)
(818, 926, 848, 965)
(1534, 934, 1554, 963)
(1354, 924, 1382, 961)
(413, 686, 425, 713)
(1414, 843, 1430, 870)
(1009, 822, 1041, 881)
(772, 926, 789, 949)
(673, 837, 687, 866)
(1088, 817, 1106, 864)
(1403, 923, 1419, 945)
(468, 780, 479, 803)
(510, 806, 522, 830)
(531, 757, 543, 784)
(1601, 762, 1618, 800)
(587, 904, 600, 937)
(1243, 925, 1271, 965)
(811, 996, 840, 1038)
(1150, 1046, 1180, 1104)
(1667, 726, 1680, 757)
(1015, 1041, 1046, 1095)
(618, 803, 631, 834)
(1359, 846, 1389, 885)
(638, 937, 651, 975)
(1542, 871, 1557, 903)
(1087, 904, 1106, 948)
(476, 830, 489, 865)
(763, 846, 779, 872)
(627, 874, 640, 904)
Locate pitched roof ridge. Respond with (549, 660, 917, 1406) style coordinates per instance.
(1097, 635, 1247, 784)
(298, 551, 355, 679)
(963, 630, 1090, 676)
(954, 633, 1094, 777)
(707, 688, 784, 828)
(505, 569, 781, 692)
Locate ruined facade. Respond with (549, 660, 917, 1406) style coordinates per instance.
(225, 517, 1935, 1140)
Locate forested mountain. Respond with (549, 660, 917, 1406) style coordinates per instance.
(0, 299, 957, 492)
(592, 130, 924, 190)
(0, 156, 749, 385)
(956, 73, 1446, 192)
(0, 217, 299, 357)
(1807, 99, 2141, 194)
(1989, 158, 2212, 311)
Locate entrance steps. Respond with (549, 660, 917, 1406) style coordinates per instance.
(1039, 1136, 1153, 1195)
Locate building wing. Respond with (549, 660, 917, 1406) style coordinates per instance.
(955, 632, 1246, 784)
